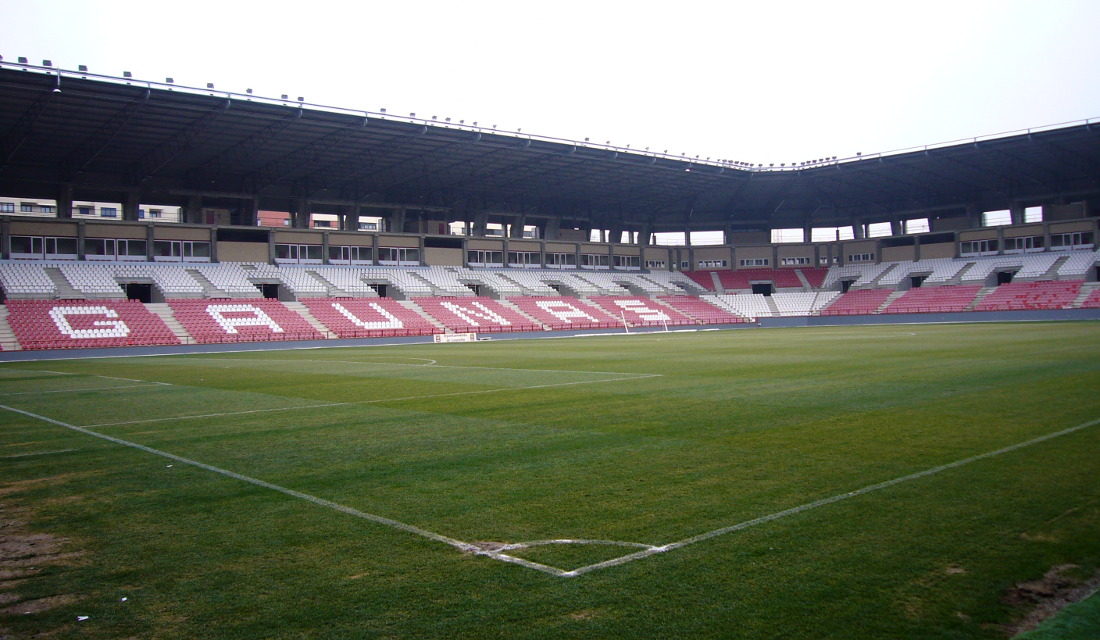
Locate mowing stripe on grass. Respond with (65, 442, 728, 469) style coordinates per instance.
(190, 356, 658, 378)
(0, 448, 78, 459)
(82, 374, 661, 428)
(562, 416, 1100, 577)
(0, 384, 160, 397)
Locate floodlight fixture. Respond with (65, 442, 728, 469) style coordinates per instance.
(297, 96, 304, 102)
(123, 71, 133, 78)
(18, 57, 28, 64)
(166, 77, 174, 84)
(206, 82, 214, 89)
(380, 108, 386, 113)
(281, 94, 288, 100)
(78, 64, 88, 72)
(246, 88, 253, 94)
(43, 60, 52, 67)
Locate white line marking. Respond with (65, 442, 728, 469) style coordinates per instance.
(562, 416, 1100, 577)
(81, 375, 660, 428)
(0, 448, 78, 459)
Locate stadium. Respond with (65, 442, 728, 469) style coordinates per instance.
(0, 53, 1098, 640)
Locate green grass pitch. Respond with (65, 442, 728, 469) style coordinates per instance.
(1, 322, 1098, 639)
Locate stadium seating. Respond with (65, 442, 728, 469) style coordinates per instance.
(194, 263, 263, 296)
(508, 297, 620, 330)
(771, 291, 840, 316)
(798, 268, 828, 289)
(656, 296, 749, 324)
(300, 298, 442, 338)
(682, 271, 717, 291)
(115, 264, 206, 297)
(881, 285, 982, 314)
(58, 263, 125, 297)
(640, 270, 706, 294)
(168, 298, 324, 343)
(7, 299, 180, 350)
(715, 268, 803, 291)
(973, 280, 1083, 311)
(709, 293, 773, 320)
(819, 289, 894, 315)
(412, 297, 542, 333)
(0, 263, 58, 297)
(1080, 287, 1100, 309)
(587, 296, 696, 327)
(310, 267, 381, 296)
(822, 263, 895, 289)
(1056, 250, 1099, 278)
(417, 267, 478, 296)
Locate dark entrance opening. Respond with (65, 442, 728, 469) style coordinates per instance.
(751, 283, 774, 296)
(125, 283, 152, 303)
(373, 284, 388, 298)
(260, 283, 280, 299)
(997, 270, 1016, 285)
(910, 275, 926, 289)
(841, 279, 855, 293)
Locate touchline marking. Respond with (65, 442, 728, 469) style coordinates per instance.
(81, 374, 660, 428)
(561, 416, 1100, 577)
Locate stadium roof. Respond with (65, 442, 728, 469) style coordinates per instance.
(1, 61, 1098, 234)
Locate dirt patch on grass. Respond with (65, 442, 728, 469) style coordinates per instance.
(0, 480, 87, 623)
(1002, 564, 1100, 636)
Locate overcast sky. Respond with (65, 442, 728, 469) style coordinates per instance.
(2, 0, 1098, 167)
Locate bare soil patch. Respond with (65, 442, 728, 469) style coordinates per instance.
(0, 479, 86, 625)
(1003, 564, 1100, 636)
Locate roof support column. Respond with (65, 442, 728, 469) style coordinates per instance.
(472, 210, 488, 237)
(1009, 203, 1026, 225)
(509, 214, 527, 238)
(56, 184, 73, 219)
(852, 220, 866, 239)
(965, 203, 982, 228)
(184, 195, 203, 224)
(291, 199, 311, 229)
(349, 203, 362, 231)
(637, 225, 652, 246)
(240, 197, 259, 227)
(889, 220, 902, 236)
(123, 192, 142, 222)
(608, 222, 623, 245)
(543, 217, 560, 241)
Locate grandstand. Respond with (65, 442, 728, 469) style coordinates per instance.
(0, 252, 1098, 351)
(0, 59, 1095, 353)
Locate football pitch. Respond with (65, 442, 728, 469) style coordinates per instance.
(1, 322, 1099, 639)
